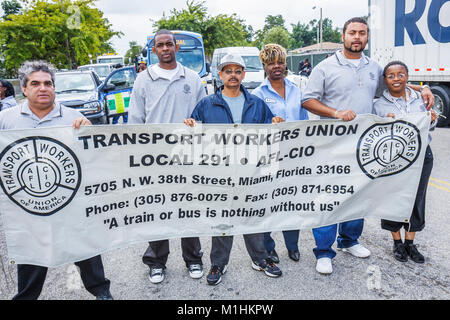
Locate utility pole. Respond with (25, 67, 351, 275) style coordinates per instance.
(320, 7, 323, 52)
(313, 6, 323, 52)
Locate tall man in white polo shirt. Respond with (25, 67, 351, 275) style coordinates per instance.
(128, 29, 206, 284)
(302, 17, 434, 275)
(0, 60, 112, 300)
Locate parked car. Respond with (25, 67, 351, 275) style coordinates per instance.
(98, 66, 137, 123)
(77, 63, 117, 82)
(55, 67, 137, 125)
(286, 70, 309, 91)
(55, 70, 108, 124)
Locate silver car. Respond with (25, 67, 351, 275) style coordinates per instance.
(55, 70, 107, 124)
(77, 63, 116, 82)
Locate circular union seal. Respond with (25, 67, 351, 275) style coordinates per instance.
(0, 137, 81, 216)
(357, 121, 422, 180)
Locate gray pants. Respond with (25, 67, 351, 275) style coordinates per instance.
(210, 233, 268, 267)
(142, 238, 203, 269)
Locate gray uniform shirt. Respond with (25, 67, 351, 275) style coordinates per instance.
(0, 96, 17, 111)
(302, 50, 384, 118)
(373, 87, 436, 144)
(128, 63, 206, 124)
(0, 102, 85, 130)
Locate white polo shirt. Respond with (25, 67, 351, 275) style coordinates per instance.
(0, 102, 85, 130)
(128, 63, 206, 124)
(302, 50, 384, 118)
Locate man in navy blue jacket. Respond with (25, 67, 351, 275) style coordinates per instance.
(185, 54, 284, 286)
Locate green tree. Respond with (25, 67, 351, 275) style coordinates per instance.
(202, 13, 250, 55)
(155, 0, 207, 35)
(243, 24, 254, 43)
(251, 29, 264, 49)
(1, 0, 22, 20)
(0, 0, 121, 74)
(252, 14, 288, 49)
(290, 18, 342, 49)
(153, 0, 250, 57)
(290, 22, 310, 49)
(263, 15, 286, 31)
(124, 41, 142, 65)
(319, 18, 341, 43)
(263, 26, 290, 49)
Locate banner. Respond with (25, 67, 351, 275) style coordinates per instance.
(0, 113, 430, 267)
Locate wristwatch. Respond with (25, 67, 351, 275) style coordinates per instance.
(420, 84, 430, 92)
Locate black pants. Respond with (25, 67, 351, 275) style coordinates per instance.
(13, 255, 110, 300)
(382, 146, 434, 233)
(142, 238, 203, 269)
(210, 233, 267, 267)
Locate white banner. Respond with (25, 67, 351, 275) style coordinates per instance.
(0, 113, 430, 267)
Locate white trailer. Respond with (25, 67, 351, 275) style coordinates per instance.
(96, 54, 124, 66)
(369, 0, 450, 126)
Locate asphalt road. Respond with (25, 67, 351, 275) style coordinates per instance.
(0, 119, 449, 301)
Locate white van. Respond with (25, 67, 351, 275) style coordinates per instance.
(211, 47, 264, 92)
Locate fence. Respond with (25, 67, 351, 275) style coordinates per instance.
(287, 49, 370, 74)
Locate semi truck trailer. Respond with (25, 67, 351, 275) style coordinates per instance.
(370, 0, 450, 126)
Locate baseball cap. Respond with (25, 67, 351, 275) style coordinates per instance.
(218, 54, 246, 71)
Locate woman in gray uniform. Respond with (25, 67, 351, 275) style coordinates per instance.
(373, 61, 437, 264)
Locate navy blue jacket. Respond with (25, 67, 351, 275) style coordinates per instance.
(191, 85, 274, 124)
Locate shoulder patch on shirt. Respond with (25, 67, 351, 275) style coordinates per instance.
(265, 98, 276, 103)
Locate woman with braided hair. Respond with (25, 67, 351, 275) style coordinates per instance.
(253, 44, 309, 264)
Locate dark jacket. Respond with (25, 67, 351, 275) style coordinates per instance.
(191, 85, 274, 124)
(300, 63, 311, 77)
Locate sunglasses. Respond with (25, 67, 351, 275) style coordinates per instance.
(223, 69, 243, 75)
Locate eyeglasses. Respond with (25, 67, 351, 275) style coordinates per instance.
(223, 69, 243, 75)
(386, 73, 407, 80)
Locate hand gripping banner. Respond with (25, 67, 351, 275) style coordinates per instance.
(0, 113, 430, 267)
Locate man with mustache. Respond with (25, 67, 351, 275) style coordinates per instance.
(184, 54, 284, 285)
(302, 17, 434, 275)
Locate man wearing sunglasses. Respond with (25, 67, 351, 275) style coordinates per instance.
(184, 54, 284, 286)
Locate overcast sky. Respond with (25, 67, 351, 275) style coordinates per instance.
(0, 0, 369, 55)
(96, 0, 369, 55)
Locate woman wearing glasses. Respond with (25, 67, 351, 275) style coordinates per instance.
(373, 61, 437, 264)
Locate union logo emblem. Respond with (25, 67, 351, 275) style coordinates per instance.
(0, 137, 81, 216)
